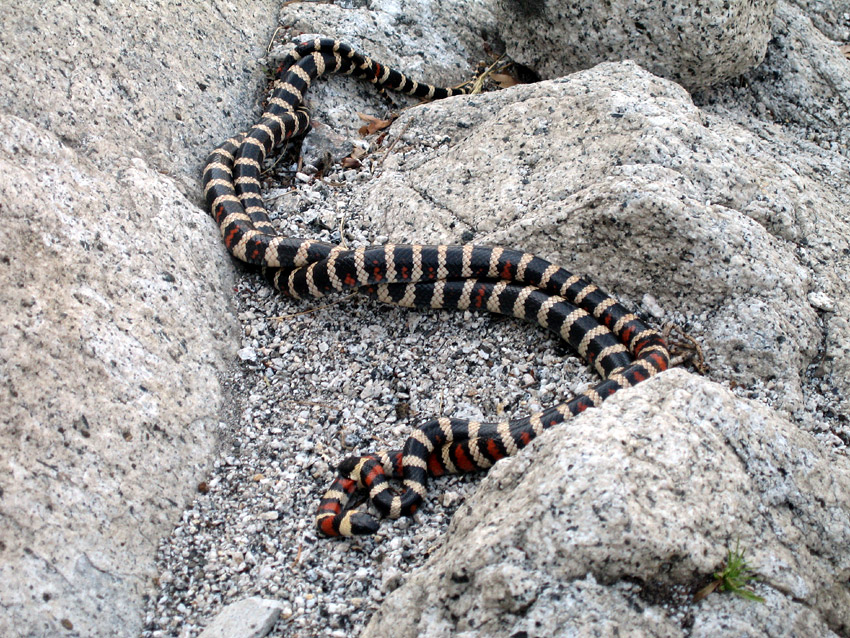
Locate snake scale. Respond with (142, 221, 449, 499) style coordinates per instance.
(203, 38, 670, 537)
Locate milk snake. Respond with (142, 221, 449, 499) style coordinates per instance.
(203, 38, 670, 537)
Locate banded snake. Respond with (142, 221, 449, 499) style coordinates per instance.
(203, 38, 670, 536)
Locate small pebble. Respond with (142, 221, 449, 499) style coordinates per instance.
(197, 597, 282, 638)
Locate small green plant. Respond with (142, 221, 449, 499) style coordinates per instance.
(694, 540, 765, 603)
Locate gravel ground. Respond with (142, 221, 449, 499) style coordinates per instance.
(142, 142, 600, 637)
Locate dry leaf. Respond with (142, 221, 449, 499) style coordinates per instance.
(356, 112, 394, 136)
(342, 146, 367, 168)
(841, 44, 850, 59)
(693, 580, 720, 602)
(490, 72, 519, 88)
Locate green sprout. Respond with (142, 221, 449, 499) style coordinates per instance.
(694, 540, 765, 603)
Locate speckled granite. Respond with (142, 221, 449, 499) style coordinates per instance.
(496, 0, 778, 89)
(0, 2, 272, 636)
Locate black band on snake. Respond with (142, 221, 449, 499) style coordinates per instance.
(203, 38, 670, 537)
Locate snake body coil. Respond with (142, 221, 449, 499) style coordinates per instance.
(203, 38, 669, 537)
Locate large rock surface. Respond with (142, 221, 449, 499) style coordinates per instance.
(695, 0, 850, 165)
(0, 2, 281, 189)
(346, 61, 847, 425)
(692, 0, 850, 420)
(2, 0, 849, 636)
(496, 0, 778, 89)
(0, 2, 281, 636)
(362, 370, 850, 637)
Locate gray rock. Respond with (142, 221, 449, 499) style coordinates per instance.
(695, 1, 850, 158)
(0, 1, 282, 636)
(496, 0, 778, 89)
(0, 108, 237, 636)
(362, 370, 850, 637)
(691, 589, 840, 638)
(788, 0, 850, 42)
(0, 2, 280, 190)
(347, 60, 848, 424)
(198, 597, 283, 638)
(692, 0, 850, 420)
